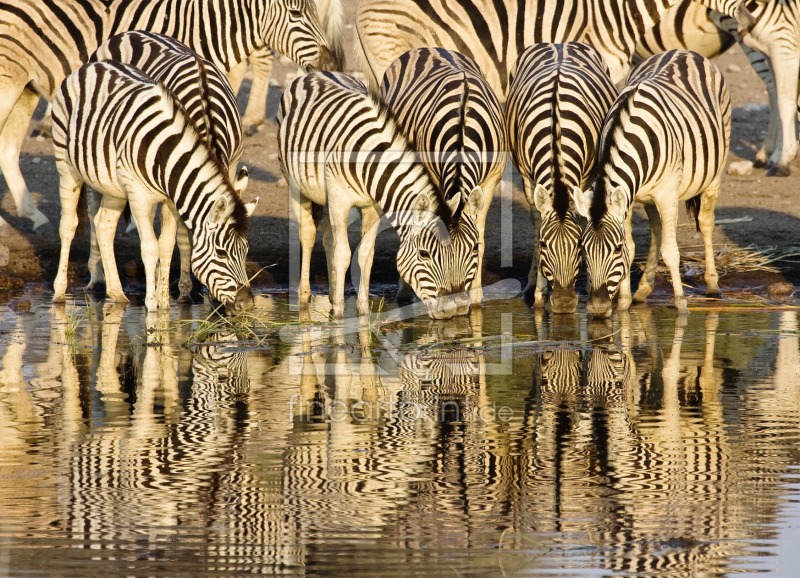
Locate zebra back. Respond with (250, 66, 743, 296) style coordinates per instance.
(90, 31, 243, 176)
(379, 48, 507, 218)
(589, 50, 731, 228)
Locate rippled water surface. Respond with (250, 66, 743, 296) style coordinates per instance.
(1, 293, 799, 577)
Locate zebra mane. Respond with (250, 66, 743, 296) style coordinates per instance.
(550, 61, 570, 221)
(445, 71, 470, 225)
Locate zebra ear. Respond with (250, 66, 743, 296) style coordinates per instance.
(412, 193, 433, 228)
(608, 187, 628, 221)
(210, 195, 230, 226)
(572, 186, 591, 219)
(245, 197, 259, 218)
(234, 166, 249, 195)
(463, 186, 484, 218)
(533, 184, 552, 213)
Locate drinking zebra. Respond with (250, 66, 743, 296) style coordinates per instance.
(379, 48, 507, 304)
(505, 42, 617, 313)
(51, 61, 257, 314)
(355, 0, 756, 99)
(573, 50, 731, 317)
(229, 0, 346, 135)
(87, 31, 249, 305)
(0, 0, 337, 233)
(277, 72, 483, 320)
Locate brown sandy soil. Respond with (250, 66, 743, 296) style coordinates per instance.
(1, 21, 798, 304)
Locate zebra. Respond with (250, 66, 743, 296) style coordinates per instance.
(0, 0, 338, 233)
(355, 0, 757, 100)
(51, 61, 257, 314)
(277, 71, 483, 320)
(228, 0, 346, 135)
(505, 42, 617, 313)
(87, 31, 249, 305)
(379, 48, 507, 305)
(573, 50, 731, 318)
(634, 0, 800, 177)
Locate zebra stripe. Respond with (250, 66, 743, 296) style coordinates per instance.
(379, 47, 506, 303)
(277, 71, 483, 320)
(355, 0, 757, 98)
(51, 61, 256, 313)
(87, 31, 249, 304)
(0, 0, 338, 233)
(505, 42, 617, 313)
(574, 50, 731, 317)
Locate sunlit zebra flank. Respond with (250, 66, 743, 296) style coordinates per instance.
(0, 0, 337, 234)
(87, 31, 250, 305)
(51, 61, 256, 314)
(505, 42, 617, 313)
(379, 48, 506, 306)
(277, 72, 483, 320)
(574, 50, 731, 318)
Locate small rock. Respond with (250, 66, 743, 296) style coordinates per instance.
(744, 102, 768, 113)
(727, 160, 754, 176)
(767, 282, 796, 300)
(276, 176, 288, 187)
(8, 298, 32, 313)
(726, 64, 741, 73)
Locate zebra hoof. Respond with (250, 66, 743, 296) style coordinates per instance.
(243, 122, 263, 137)
(753, 157, 767, 169)
(766, 164, 791, 177)
(706, 289, 723, 299)
(32, 220, 53, 236)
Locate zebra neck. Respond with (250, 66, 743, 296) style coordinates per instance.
(171, 173, 231, 232)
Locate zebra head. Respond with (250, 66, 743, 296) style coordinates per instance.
(534, 184, 582, 314)
(574, 186, 630, 319)
(397, 188, 483, 320)
(260, 0, 340, 73)
(192, 193, 257, 315)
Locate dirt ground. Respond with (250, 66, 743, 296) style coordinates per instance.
(1, 24, 799, 303)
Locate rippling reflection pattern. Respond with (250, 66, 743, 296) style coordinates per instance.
(0, 296, 799, 577)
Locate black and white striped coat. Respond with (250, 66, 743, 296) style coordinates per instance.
(505, 42, 617, 313)
(574, 50, 731, 317)
(379, 47, 507, 303)
(0, 0, 337, 233)
(51, 61, 256, 314)
(277, 72, 483, 320)
(87, 31, 250, 304)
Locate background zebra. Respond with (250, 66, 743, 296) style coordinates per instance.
(505, 42, 617, 313)
(574, 50, 731, 317)
(379, 47, 507, 304)
(88, 31, 249, 304)
(277, 71, 483, 320)
(355, 0, 757, 100)
(228, 0, 347, 135)
(634, 0, 800, 178)
(0, 0, 337, 233)
(51, 61, 257, 314)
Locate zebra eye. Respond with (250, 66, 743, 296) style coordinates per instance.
(288, 9, 303, 19)
(216, 247, 229, 259)
(472, 242, 480, 254)
(419, 249, 431, 260)
(615, 244, 623, 254)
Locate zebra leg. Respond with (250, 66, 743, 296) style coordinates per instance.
(53, 170, 84, 302)
(156, 204, 178, 310)
(756, 71, 779, 168)
(226, 60, 247, 98)
(94, 195, 128, 304)
(356, 205, 381, 316)
(698, 182, 722, 299)
(0, 86, 50, 232)
(657, 201, 688, 315)
(241, 48, 274, 135)
(616, 212, 636, 313)
(471, 175, 500, 305)
(175, 218, 194, 304)
(126, 194, 160, 312)
(326, 201, 353, 319)
(522, 198, 545, 307)
(765, 53, 800, 177)
(290, 189, 318, 307)
(633, 203, 662, 304)
(86, 188, 107, 291)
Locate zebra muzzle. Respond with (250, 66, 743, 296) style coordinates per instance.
(311, 46, 340, 73)
(227, 285, 254, 316)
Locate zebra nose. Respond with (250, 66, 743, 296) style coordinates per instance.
(314, 46, 340, 72)
(227, 285, 254, 316)
(587, 290, 613, 318)
(550, 282, 578, 314)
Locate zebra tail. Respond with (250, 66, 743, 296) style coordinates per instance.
(353, 19, 380, 93)
(685, 196, 701, 231)
(312, 202, 324, 226)
(76, 184, 89, 238)
(318, 0, 346, 70)
(196, 56, 218, 161)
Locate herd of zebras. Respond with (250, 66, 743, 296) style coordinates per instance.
(1, 0, 798, 320)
